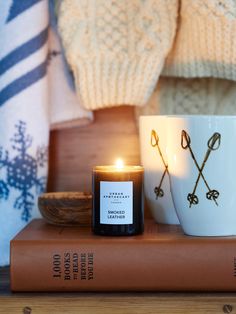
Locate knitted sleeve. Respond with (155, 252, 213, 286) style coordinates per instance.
(163, 0, 236, 80)
(58, 0, 178, 110)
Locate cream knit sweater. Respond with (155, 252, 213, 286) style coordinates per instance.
(58, 0, 236, 112)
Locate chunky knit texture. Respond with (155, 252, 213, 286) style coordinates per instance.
(136, 77, 236, 118)
(59, 0, 236, 111)
(163, 0, 236, 80)
(58, 0, 178, 110)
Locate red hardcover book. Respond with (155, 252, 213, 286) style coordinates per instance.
(10, 219, 236, 291)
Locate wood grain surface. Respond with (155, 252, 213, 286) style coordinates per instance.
(1, 267, 236, 314)
(48, 106, 140, 193)
(38, 191, 92, 225)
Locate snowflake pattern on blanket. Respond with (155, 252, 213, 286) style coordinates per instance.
(0, 121, 48, 221)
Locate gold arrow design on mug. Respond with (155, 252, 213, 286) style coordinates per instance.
(181, 130, 221, 208)
(151, 130, 169, 199)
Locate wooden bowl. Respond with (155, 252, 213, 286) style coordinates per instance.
(38, 192, 92, 226)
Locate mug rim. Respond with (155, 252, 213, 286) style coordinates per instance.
(167, 115, 236, 119)
(140, 114, 236, 119)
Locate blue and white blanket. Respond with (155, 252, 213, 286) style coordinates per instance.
(0, 0, 49, 266)
(0, 0, 93, 266)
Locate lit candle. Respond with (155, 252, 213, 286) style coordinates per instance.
(92, 159, 144, 236)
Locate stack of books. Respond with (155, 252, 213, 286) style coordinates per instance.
(10, 219, 236, 291)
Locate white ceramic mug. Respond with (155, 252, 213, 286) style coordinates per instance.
(167, 115, 236, 236)
(139, 116, 179, 224)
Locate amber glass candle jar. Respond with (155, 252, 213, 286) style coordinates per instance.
(92, 161, 144, 236)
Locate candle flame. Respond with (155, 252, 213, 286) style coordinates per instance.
(115, 158, 124, 169)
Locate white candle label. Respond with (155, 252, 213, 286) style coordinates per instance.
(100, 181, 133, 225)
